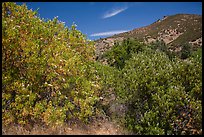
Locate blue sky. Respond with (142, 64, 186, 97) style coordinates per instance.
(16, 2, 202, 40)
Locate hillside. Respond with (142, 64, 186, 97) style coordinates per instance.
(95, 14, 202, 57)
(3, 3, 202, 135)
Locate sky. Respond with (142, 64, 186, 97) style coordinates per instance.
(16, 2, 202, 40)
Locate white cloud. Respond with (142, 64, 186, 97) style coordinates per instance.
(102, 6, 128, 19)
(90, 30, 129, 37)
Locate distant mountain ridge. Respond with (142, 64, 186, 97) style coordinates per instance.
(94, 14, 202, 57)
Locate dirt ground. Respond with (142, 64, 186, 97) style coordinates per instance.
(2, 118, 131, 135)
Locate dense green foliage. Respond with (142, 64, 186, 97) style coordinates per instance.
(190, 47, 202, 63)
(116, 51, 201, 135)
(103, 38, 145, 69)
(103, 39, 202, 135)
(2, 2, 103, 127)
(180, 43, 192, 59)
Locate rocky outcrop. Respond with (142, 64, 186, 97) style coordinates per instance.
(144, 29, 184, 44)
(189, 37, 202, 47)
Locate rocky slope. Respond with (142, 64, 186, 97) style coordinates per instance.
(94, 14, 202, 57)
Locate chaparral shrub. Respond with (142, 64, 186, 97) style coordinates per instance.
(103, 38, 145, 70)
(2, 2, 102, 127)
(114, 46, 202, 135)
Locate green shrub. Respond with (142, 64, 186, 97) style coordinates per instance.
(115, 48, 202, 135)
(149, 40, 176, 60)
(2, 2, 100, 127)
(190, 47, 202, 63)
(103, 38, 145, 70)
(180, 43, 192, 59)
(90, 62, 120, 118)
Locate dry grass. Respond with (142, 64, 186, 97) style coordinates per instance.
(108, 14, 202, 47)
(2, 118, 130, 135)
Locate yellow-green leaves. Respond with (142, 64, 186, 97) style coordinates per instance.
(2, 2, 99, 127)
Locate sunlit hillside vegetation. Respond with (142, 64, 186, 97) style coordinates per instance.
(2, 2, 202, 135)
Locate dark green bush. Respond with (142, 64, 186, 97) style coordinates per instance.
(103, 38, 145, 70)
(149, 40, 176, 60)
(180, 43, 192, 59)
(114, 47, 202, 135)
